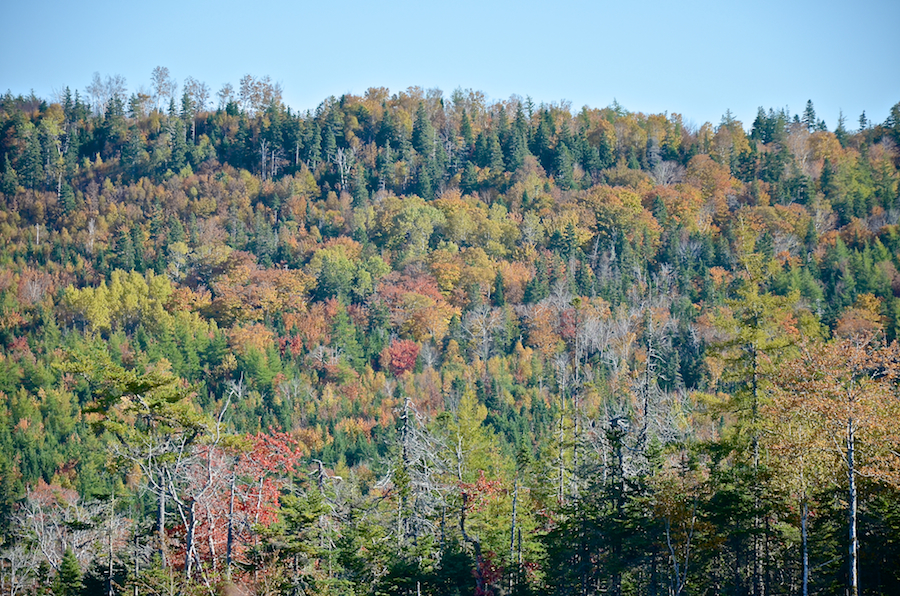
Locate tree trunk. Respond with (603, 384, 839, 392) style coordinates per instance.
(157, 476, 167, 568)
(108, 493, 115, 596)
(133, 526, 139, 596)
(510, 476, 518, 592)
(459, 492, 484, 595)
(752, 346, 765, 596)
(226, 471, 235, 580)
(557, 400, 566, 505)
(184, 499, 196, 580)
(848, 415, 858, 596)
(801, 498, 808, 596)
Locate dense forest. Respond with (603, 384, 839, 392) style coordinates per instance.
(1, 68, 900, 595)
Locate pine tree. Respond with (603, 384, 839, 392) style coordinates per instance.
(489, 134, 505, 173)
(331, 304, 364, 371)
(835, 110, 849, 146)
(115, 227, 135, 271)
(20, 123, 43, 191)
(412, 103, 435, 156)
(0, 452, 20, 537)
(461, 161, 478, 194)
(802, 100, 817, 132)
(352, 164, 369, 207)
(493, 271, 506, 307)
(322, 121, 336, 161)
(460, 108, 474, 148)
(1, 154, 18, 196)
(417, 162, 433, 200)
(555, 144, 575, 190)
(54, 547, 82, 596)
(131, 226, 145, 273)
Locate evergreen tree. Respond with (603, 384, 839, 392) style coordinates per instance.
(459, 108, 474, 148)
(489, 134, 505, 173)
(524, 259, 549, 303)
(709, 235, 807, 596)
(493, 270, 506, 307)
(0, 452, 20, 537)
(113, 227, 135, 271)
(307, 121, 323, 168)
(835, 110, 849, 146)
(1, 154, 18, 196)
(331, 304, 364, 371)
(322, 120, 336, 161)
(352, 164, 369, 207)
(751, 106, 769, 142)
(53, 547, 82, 596)
(378, 102, 397, 148)
(131, 226, 145, 272)
(412, 102, 435, 156)
(461, 160, 478, 194)
(474, 130, 493, 168)
(20, 123, 44, 191)
(532, 109, 555, 171)
(802, 100, 817, 132)
(417, 162, 434, 200)
(555, 144, 575, 190)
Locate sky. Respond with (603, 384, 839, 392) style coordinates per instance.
(2, 0, 899, 130)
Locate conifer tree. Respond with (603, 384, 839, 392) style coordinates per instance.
(53, 547, 82, 596)
(802, 100, 817, 132)
(1, 154, 18, 197)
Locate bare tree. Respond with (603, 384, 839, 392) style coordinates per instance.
(182, 77, 210, 143)
(331, 146, 357, 189)
(239, 74, 283, 116)
(85, 72, 106, 116)
(11, 483, 115, 571)
(151, 66, 177, 112)
(86, 73, 128, 116)
(651, 160, 686, 186)
(464, 305, 502, 362)
(0, 543, 39, 596)
(386, 397, 448, 549)
(216, 83, 234, 110)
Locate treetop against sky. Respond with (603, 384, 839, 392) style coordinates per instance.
(2, 0, 898, 128)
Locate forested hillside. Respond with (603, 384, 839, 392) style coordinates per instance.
(1, 69, 900, 595)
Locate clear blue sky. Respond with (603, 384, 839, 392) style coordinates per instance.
(2, 0, 898, 130)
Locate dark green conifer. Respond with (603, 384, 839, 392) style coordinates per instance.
(1, 155, 18, 196)
(53, 547, 82, 596)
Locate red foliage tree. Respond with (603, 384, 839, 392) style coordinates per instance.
(385, 339, 420, 376)
(169, 430, 306, 579)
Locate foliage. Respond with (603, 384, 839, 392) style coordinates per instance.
(0, 80, 899, 595)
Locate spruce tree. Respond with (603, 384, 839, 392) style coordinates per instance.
(460, 109, 474, 148)
(54, 547, 82, 596)
(1, 155, 18, 196)
(116, 227, 135, 271)
(412, 103, 435, 156)
(802, 100, 817, 132)
(417, 162, 433, 200)
(835, 110, 849, 146)
(461, 161, 478, 194)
